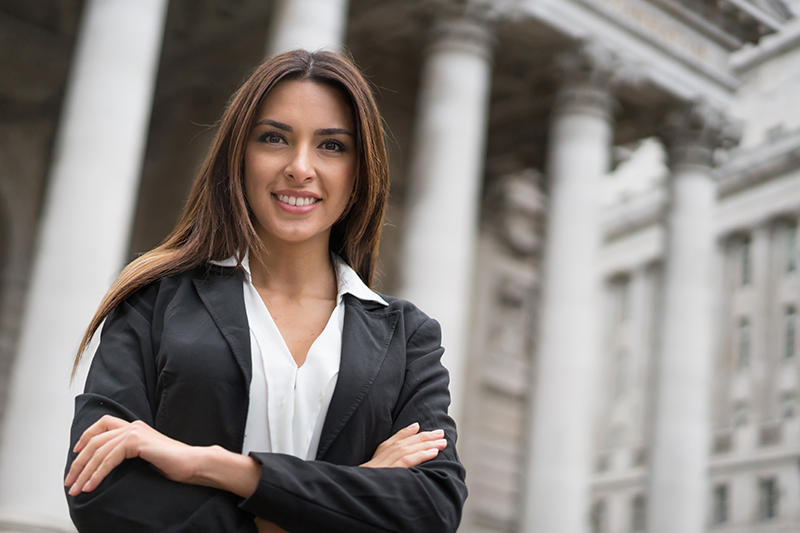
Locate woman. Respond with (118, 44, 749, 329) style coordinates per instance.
(63, 50, 466, 533)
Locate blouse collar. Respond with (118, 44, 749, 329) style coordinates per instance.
(210, 252, 387, 307)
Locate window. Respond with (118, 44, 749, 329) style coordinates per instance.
(611, 277, 631, 324)
(780, 392, 796, 420)
(620, 279, 630, 323)
(712, 484, 728, 525)
(610, 424, 626, 448)
(595, 453, 610, 473)
(787, 223, 797, 274)
(733, 401, 748, 427)
(742, 237, 752, 286)
(631, 494, 646, 532)
(713, 432, 732, 454)
(759, 478, 779, 520)
(785, 307, 796, 360)
(591, 500, 607, 533)
(738, 318, 750, 369)
(614, 349, 630, 400)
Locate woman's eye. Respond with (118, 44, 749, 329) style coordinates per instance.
(259, 132, 285, 144)
(321, 140, 345, 152)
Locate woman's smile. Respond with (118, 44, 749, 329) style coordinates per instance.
(273, 189, 322, 213)
(244, 80, 356, 249)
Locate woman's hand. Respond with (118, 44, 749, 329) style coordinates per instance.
(65, 415, 199, 496)
(65, 415, 261, 498)
(360, 422, 447, 469)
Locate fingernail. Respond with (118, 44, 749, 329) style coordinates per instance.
(431, 429, 445, 438)
(407, 422, 419, 430)
(427, 448, 439, 455)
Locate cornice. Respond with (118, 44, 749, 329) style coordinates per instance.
(730, 17, 800, 73)
(590, 467, 648, 491)
(602, 187, 668, 242)
(649, 0, 744, 50)
(709, 448, 800, 475)
(717, 127, 800, 197)
(568, 0, 742, 92)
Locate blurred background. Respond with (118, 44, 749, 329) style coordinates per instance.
(0, 0, 799, 531)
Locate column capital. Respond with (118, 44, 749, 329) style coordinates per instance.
(419, 0, 522, 22)
(662, 101, 742, 171)
(552, 41, 619, 120)
(425, 16, 497, 61)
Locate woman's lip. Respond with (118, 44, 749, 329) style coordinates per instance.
(272, 189, 320, 199)
(273, 193, 320, 214)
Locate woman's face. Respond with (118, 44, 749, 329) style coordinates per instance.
(244, 80, 357, 250)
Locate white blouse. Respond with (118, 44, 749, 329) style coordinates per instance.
(212, 254, 387, 460)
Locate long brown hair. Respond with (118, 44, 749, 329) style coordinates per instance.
(73, 50, 390, 375)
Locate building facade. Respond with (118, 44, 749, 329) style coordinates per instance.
(1, 0, 799, 531)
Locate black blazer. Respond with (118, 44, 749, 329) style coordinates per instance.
(66, 265, 467, 533)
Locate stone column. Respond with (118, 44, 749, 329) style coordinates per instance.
(266, 0, 349, 56)
(749, 222, 771, 420)
(397, 17, 494, 423)
(521, 42, 617, 533)
(0, 0, 168, 530)
(626, 264, 655, 455)
(646, 102, 740, 533)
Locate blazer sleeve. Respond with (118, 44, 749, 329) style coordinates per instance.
(240, 315, 468, 533)
(65, 287, 257, 533)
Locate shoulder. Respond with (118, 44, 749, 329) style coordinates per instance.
(346, 293, 442, 348)
(119, 264, 245, 321)
(383, 294, 439, 333)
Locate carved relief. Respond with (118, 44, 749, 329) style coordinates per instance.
(461, 169, 544, 532)
(485, 169, 546, 257)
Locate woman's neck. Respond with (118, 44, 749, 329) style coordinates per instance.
(247, 238, 337, 302)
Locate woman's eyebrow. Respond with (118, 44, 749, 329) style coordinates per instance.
(255, 119, 292, 131)
(315, 127, 353, 137)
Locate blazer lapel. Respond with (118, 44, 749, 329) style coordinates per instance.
(192, 268, 253, 391)
(316, 295, 400, 459)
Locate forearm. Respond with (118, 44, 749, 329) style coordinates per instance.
(192, 445, 263, 498)
(241, 452, 466, 533)
(66, 457, 256, 533)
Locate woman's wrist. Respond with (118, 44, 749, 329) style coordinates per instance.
(193, 445, 262, 498)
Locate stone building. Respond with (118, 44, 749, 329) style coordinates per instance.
(0, 0, 799, 532)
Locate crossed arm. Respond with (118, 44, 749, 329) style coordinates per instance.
(65, 416, 447, 532)
(65, 416, 447, 497)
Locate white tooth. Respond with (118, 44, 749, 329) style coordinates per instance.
(299, 198, 307, 206)
(278, 195, 288, 203)
(289, 197, 297, 206)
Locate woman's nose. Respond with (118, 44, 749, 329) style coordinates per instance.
(284, 146, 314, 182)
